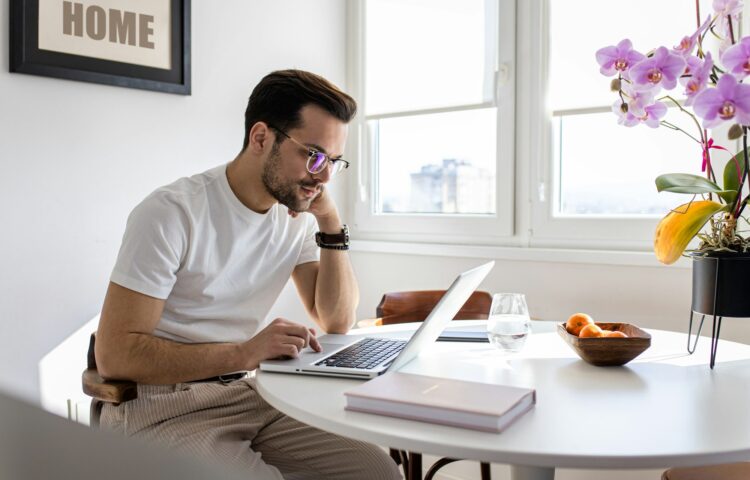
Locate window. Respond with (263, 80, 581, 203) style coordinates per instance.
(528, 0, 729, 249)
(349, 0, 515, 242)
(349, 0, 735, 250)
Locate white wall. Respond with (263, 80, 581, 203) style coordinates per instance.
(0, 0, 347, 402)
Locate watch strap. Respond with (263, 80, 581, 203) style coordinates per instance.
(316, 225, 349, 248)
(318, 243, 350, 251)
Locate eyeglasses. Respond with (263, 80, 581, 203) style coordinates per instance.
(268, 125, 350, 176)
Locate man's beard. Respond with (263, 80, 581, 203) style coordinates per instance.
(261, 145, 317, 212)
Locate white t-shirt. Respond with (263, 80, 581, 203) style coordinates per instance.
(110, 163, 320, 343)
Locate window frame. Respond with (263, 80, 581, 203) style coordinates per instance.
(346, 0, 744, 252)
(525, 0, 741, 251)
(523, 0, 670, 250)
(346, 0, 516, 245)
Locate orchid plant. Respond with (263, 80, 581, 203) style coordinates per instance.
(596, 0, 750, 264)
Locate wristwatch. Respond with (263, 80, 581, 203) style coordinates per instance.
(316, 224, 350, 250)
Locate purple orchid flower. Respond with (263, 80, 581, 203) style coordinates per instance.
(693, 74, 750, 128)
(722, 36, 750, 79)
(713, 0, 743, 17)
(673, 15, 712, 57)
(629, 47, 687, 92)
(621, 82, 656, 117)
(596, 39, 646, 77)
(681, 52, 714, 106)
(714, 0, 743, 45)
(613, 98, 667, 128)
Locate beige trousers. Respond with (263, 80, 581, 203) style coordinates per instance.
(100, 377, 401, 480)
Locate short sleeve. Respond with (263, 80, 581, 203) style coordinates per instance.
(297, 213, 320, 266)
(109, 192, 189, 299)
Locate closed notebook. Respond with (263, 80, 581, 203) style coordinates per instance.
(344, 372, 536, 433)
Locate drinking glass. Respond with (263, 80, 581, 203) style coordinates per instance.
(486, 293, 531, 352)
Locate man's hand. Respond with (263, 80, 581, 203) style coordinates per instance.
(306, 185, 338, 222)
(287, 186, 340, 229)
(240, 318, 322, 370)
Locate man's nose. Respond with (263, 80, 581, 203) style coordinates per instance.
(312, 164, 332, 183)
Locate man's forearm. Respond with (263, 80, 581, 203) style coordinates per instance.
(96, 332, 246, 384)
(314, 249, 359, 333)
(314, 216, 359, 333)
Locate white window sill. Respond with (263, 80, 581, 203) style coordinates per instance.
(350, 240, 691, 269)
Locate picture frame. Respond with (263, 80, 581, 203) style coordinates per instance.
(9, 0, 191, 95)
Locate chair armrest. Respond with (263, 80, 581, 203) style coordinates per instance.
(82, 369, 137, 405)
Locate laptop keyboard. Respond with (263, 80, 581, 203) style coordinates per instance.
(315, 338, 407, 370)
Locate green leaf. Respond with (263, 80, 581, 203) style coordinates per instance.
(655, 173, 725, 194)
(723, 147, 749, 193)
(718, 190, 738, 205)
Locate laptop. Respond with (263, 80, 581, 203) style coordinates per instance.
(259, 261, 494, 379)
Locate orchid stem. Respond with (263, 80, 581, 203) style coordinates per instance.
(660, 121, 701, 143)
(734, 130, 750, 220)
(659, 96, 705, 144)
(695, 0, 700, 30)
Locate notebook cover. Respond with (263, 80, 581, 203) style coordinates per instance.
(344, 372, 535, 432)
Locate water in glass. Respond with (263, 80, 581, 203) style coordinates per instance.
(487, 293, 530, 352)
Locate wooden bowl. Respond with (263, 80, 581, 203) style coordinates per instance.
(557, 322, 651, 366)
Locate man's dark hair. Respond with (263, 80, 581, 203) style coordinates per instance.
(242, 69, 358, 151)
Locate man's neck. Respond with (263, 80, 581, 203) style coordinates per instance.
(226, 152, 275, 214)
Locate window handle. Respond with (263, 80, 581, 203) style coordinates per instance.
(495, 63, 511, 103)
(538, 181, 546, 202)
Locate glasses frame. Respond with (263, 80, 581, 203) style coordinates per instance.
(267, 124, 350, 176)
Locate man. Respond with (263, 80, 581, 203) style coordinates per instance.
(95, 70, 401, 480)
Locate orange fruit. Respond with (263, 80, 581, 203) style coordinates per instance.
(579, 323, 604, 338)
(566, 313, 594, 336)
(605, 330, 628, 338)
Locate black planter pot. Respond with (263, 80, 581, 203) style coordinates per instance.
(689, 252, 750, 368)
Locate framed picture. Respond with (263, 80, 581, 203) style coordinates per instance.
(9, 0, 191, 95)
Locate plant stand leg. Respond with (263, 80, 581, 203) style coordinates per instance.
(710, 315, 723, 369)
(687, 310, 706, 354)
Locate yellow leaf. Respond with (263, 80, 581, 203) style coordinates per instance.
(654, 200, 725, 265)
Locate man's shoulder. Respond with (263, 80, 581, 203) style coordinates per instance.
(141, 165, 225, 207)
(155, 164, 225, 199)
(128, 164, 226, 225)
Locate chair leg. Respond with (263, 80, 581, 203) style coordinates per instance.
(480, 462, 491, 480)
(389, 448, 409, 479)
(408, 452, 422, 480)
(422, 458, 491, 480)
(424, 458, 459, 480)
(389, 448, 402, 466)
(89, 399, 103, 428)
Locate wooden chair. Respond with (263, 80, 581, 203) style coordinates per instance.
(81, 333, 137, 427)
(662, 463, 750, 480)
(376, 290, 492, 326)
(376, 290, 492, 480)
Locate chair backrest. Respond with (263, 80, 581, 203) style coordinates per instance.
(376, 290, 492, 326)
(82, 333, 137, 426)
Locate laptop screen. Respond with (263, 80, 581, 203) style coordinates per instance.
(386, 261, 494, 372)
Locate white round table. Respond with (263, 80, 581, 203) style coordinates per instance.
(256, 321, 750, 480)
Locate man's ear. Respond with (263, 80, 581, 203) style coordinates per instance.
(247, 122, 273, 154)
